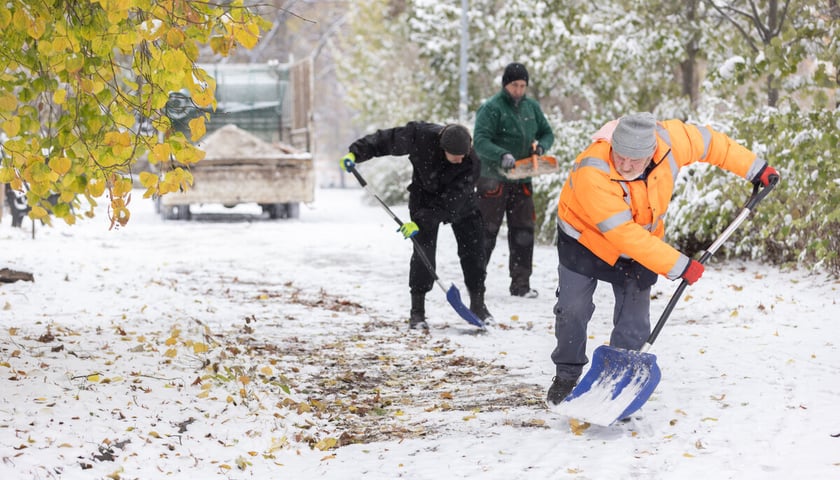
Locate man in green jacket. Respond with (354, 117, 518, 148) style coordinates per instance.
(474, 62, 555, 298)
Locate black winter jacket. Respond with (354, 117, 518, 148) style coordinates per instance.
(348, 121, 481, 224)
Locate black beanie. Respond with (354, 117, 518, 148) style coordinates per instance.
(502, 62, 529, 87)
(440, 124, 472, 155)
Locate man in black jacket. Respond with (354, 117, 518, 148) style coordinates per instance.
(340, 122, 493, 330)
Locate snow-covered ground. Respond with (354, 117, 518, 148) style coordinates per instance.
(1, 185, 838, 479)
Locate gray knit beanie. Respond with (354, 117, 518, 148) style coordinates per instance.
(611, 112, 657, 158)
(440, 124, 472, 155)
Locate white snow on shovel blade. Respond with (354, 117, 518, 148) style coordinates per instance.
(551, 370, 651, 426)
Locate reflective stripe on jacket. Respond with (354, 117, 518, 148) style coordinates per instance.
(556, 119, 766, 279)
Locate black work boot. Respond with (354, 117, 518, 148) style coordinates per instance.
(545, 376, 577, 407)
(510, 278, 538, 298)
(409, 293, 429, 330)
(468, 290, 494, 324)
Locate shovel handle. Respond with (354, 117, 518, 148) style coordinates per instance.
(642, 176, 778, 351)
(347, 164, 446, 289)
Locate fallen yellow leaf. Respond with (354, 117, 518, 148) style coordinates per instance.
(314, 437, 337, 451)
(569, 418, 591, 435)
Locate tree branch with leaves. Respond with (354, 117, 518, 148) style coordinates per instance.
(0, 0, 270, 228)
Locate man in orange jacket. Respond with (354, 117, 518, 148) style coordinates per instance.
(546, 112, 780, 406)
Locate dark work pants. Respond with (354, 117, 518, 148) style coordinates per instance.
(550, 262, 652, 380)
(476, 180, 535, 292)
(408, 209, 487, 296)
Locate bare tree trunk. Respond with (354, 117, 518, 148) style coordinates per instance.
(766, 0, 780, 107)
(681, 0, 702, 111)
(767, 74, 778, 107)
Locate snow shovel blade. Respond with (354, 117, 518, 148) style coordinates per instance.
(554, 345, 661, 426)
(444, 283, 486, 329)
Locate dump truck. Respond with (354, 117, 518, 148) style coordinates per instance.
(157, 60, 315, 220)
(158, 124, 314, 220)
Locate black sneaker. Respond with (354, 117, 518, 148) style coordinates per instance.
(545, 377, 577, 406)
(409, 312, 429, 330)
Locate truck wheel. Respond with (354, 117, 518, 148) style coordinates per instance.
(267, 203, 287, 219)
(162, 204, 191, 221)
(267, 203, 299, 219)
(177, 205, 191, 220)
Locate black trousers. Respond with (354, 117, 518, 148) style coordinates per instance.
(476, 178, 535, 291)
(408, 208, 487, 296)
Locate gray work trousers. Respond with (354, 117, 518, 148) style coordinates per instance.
(550, 262, 651, 380)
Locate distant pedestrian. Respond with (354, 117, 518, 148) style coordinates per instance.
(546, 112, 780, 405)
(474, 62, 555, 298)
(340, 122, 494, 330)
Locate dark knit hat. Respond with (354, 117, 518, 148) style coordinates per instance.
(440, 124, 472, 155)
(611, 112, 657, 158)
(502, 62, 529, 87)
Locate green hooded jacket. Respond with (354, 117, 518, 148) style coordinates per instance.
(473, 89, 555, 183)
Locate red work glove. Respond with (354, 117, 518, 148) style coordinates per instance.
(680, 260, 704, 285)
(754, 165, 779, 187)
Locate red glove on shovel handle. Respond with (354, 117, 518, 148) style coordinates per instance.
(755, 165, 779, 187)
(681, 259, 704, 285)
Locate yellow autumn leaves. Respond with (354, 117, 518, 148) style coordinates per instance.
(0, 0, 270, 226)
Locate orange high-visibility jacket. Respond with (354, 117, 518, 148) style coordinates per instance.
(556, 119, 766, 280)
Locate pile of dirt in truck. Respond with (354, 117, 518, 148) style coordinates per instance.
(158, 124, 314, 220)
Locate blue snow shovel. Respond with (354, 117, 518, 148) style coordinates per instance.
(555, 176, 779, 425)
(345, 163, 486, 330)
